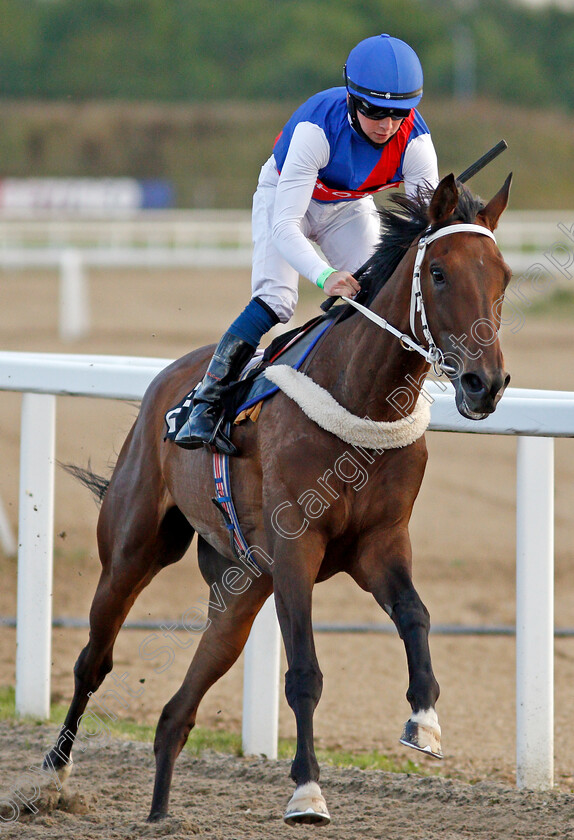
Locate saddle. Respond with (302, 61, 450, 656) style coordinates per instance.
(164, 306, 342, 440)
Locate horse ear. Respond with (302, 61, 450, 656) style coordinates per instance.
(477, 173, 513, 231)
(429, 174, 459, 225)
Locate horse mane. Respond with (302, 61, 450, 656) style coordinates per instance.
(358, 180, 486, 307)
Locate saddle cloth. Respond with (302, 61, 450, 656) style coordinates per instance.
(164, 308, 340, 440)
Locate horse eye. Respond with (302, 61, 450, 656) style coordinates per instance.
(430, 266, 445, 285)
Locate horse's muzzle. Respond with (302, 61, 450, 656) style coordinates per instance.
(455, 369, 511, 420)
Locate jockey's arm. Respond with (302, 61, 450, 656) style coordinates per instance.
(270, 121, 338, 288)
(402, 132, 439, 197)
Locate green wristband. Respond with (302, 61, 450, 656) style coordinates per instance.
(316, 267, 336, 290)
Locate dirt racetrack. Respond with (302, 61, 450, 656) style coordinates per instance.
(3, 720, 574, 840)
(0, 265, 573, 838)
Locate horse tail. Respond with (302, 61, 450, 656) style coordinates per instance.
(61, 460, 110, 505)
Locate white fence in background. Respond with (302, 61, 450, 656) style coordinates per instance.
(0, 351, 573, 790)
(0, 209, 569, 250)
(0, 209, 572, 341)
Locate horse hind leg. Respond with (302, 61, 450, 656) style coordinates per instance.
(43, 565, 159, 780)
(43, 501, 194, 780)
(148, 537, 273, 822)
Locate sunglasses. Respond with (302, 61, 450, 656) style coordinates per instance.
(353, 98, 411, 121)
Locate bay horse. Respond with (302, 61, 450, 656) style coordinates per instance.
(43, 173, 512, 825)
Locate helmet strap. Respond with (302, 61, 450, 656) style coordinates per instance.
(346, 94, 390, 150)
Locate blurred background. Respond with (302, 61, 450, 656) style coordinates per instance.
(0, 0, 572, 345)
(0, 0, 573, 208)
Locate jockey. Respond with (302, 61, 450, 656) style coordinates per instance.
(175, 33, 439, 454)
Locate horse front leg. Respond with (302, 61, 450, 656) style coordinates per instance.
(393, 581, 442, 759)
(352, 529, 442, 760)
(272, 541, 330, 826)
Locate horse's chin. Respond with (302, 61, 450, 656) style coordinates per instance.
(455, 392, 491, 421)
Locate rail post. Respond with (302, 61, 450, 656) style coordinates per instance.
(15, 392, 56, 718)
(59, 249, 90, 342)
(516, 435, 554, 789)
(242, 594, 281, 758)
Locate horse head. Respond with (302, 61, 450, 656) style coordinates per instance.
(420, 173, 513, 419)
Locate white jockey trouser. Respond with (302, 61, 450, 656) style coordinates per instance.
(251, 180, 381, 323)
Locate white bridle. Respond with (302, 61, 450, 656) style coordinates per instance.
(342, 222, 497, 376)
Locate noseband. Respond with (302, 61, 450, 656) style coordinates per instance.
(343, 222, 497, 376)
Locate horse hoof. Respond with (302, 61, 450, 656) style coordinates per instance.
(43, 755, 74, 784)
(284, 781, 331, 826)
(147, 810, 168, 823)
(399, 710, 443, 759)
(56, 759, 74, 783)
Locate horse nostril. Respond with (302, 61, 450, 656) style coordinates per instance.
(461, 372, 485, 395)
(492, 372, 511, 407)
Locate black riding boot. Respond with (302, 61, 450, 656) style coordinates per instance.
(174, 332, 256, 455)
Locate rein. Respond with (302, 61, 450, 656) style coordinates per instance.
(342, 222, 497, 376)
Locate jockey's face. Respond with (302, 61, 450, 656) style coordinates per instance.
(356, 111, 404, 145)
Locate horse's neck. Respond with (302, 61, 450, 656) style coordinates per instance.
(311, 258, 430, 422)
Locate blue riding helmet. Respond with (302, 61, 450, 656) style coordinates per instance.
(345, 33, 424, 111)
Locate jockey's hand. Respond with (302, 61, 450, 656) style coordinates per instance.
(322, 270, 361, 299)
